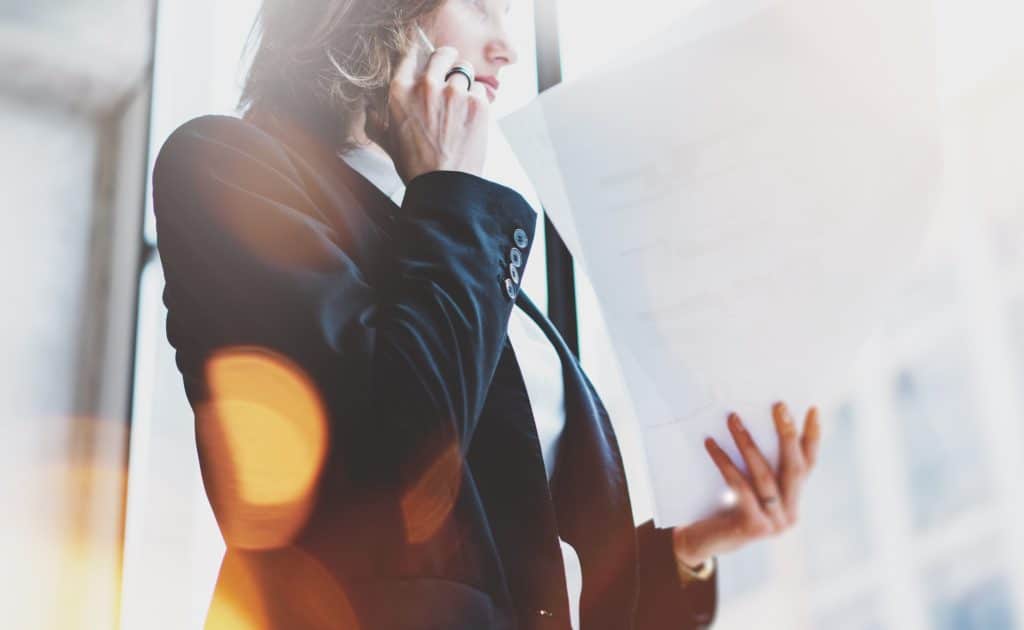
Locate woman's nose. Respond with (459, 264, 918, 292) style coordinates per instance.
(487, 26, 519, 67)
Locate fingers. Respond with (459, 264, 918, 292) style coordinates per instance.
(773, 402, 807, 522)
(727, 412, 787, 529)
(468, 80, 488, 101)
(801, 406, 822, 468)
(466, 81, 489, 120)
(444, 60, 476, 91)
(425, 47, 462, 85)
(391, 46, 461, 103)
(392, 39, 424, 88)
(389, 46, 470, 134)
(704, 438, 775, 539)
(701, 404, 822, 547)
(704, 436, 751, 495)
(385, 40, 488, 180)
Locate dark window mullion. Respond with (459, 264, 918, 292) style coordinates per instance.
(533, 0, 578, 358)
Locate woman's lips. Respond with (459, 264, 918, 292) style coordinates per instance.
(476, 76, 500, 101)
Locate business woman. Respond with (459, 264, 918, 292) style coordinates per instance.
(152, 0, 823, 628)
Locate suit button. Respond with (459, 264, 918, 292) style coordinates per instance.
(510, 247, 523, 267)
(513, 228, 529, 249)
(505, 278, 518, 300)
(536, 609, 554, 617)
(509, 264, 520, 284)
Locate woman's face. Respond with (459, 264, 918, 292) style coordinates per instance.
(424, 0, 519, 103)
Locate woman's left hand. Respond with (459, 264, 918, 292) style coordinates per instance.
(671, 402, 822, 571)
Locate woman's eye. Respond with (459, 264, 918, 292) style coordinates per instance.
(465, 0, 489, 18)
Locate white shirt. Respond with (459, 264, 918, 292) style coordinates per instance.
(339, 145, 583, 629)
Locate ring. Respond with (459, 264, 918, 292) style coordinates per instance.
(444, 63, 475, 91)
(758, 495, 779, 508)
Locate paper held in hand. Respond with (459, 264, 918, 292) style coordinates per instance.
(499, 0, 941, 526)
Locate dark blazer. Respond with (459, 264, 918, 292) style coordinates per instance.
(152, 112, 718, 630)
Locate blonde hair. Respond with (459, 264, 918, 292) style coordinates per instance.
(238, 0, 445, 153)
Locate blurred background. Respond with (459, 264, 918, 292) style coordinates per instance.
(1, 0, 1022, 628)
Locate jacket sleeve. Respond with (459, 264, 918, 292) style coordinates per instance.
(152, 116, 538, 543)
(632, 520, 718, 629)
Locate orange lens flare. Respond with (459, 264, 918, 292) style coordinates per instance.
(206, 547, 358, 630)
(8, 418, 127, 630)
(199, 347, 329, 549)
(400, 441, 463, 544)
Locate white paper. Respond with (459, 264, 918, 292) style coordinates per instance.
(501, 0, 941, 527)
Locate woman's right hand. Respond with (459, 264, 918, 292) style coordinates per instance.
(384, 44, 490, 183)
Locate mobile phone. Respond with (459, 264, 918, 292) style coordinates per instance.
(415, 24, 436, 53)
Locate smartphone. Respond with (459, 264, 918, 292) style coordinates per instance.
(415, 24, 436, 53)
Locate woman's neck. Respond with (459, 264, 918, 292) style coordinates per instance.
(346, 108, 390, 160)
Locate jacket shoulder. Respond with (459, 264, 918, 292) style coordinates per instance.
(151, 114, 316, 226)
(154, 114, 294, 181)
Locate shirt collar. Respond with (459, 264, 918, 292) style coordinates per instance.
(337, 144, 406, 206)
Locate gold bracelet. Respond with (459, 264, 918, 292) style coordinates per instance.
(676, 554, 716, 584)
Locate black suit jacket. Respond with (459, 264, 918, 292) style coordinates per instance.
(152, 112, 718, 630)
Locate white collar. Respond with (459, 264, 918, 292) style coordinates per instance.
(337, 144, 406, 203)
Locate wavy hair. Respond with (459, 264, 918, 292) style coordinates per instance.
(238, 0, 444, 153)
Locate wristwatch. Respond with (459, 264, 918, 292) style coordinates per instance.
(676, 554, 716, 584)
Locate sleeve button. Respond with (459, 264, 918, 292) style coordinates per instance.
(536, 609, 554, 617)
(505, 278, 518, 300)
(510, 247, 523, 267)
(509, 264, 520, 284)
(513, 228, 529, 249)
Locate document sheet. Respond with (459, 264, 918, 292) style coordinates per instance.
(499, 0, 941, 526)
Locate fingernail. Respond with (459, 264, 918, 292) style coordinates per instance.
(808, 407, 821, 437)
(775, 412, 792, 431)
(732, 414, 749, 434)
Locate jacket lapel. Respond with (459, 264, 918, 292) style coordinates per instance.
(513, 290, 639, 630)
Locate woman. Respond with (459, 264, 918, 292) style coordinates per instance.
(152, 0, 823, 628)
